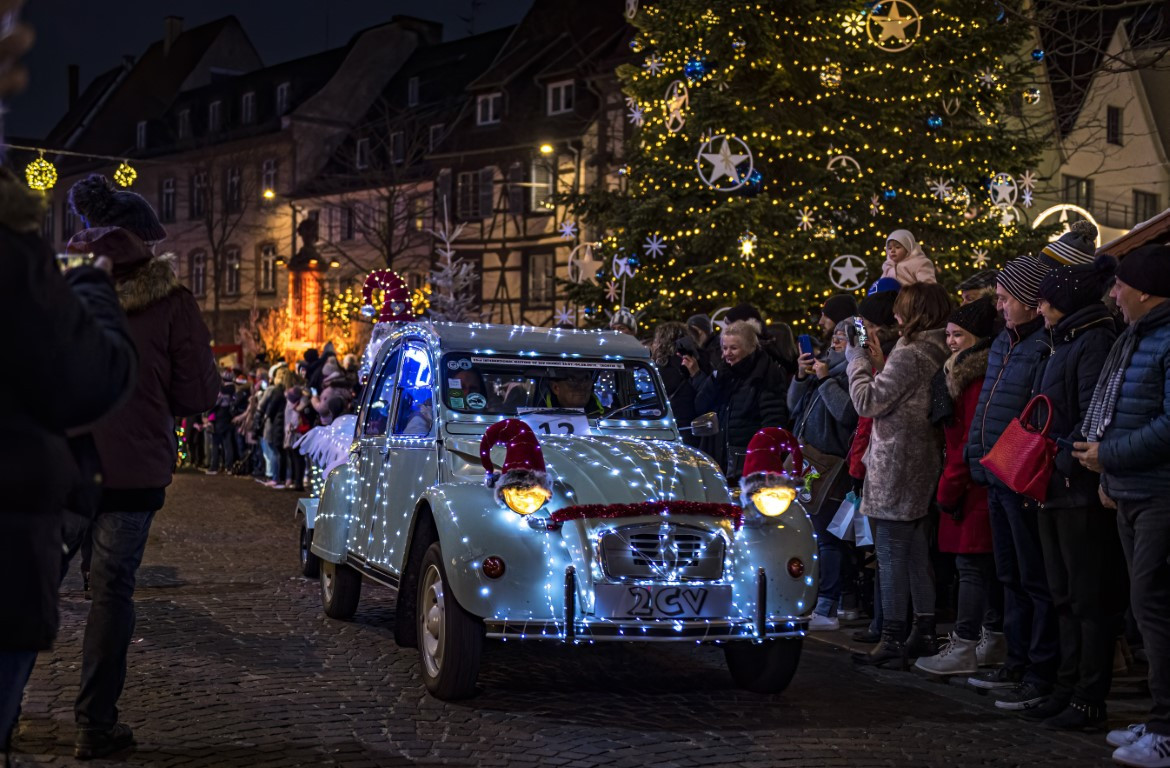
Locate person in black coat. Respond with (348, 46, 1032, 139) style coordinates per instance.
(694, 321, 789, 482)
(1031, 256, 1126, 730)
(649, 322, 700, 446)
(0, 168, 137, 760)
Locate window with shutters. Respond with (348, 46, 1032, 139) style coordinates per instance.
(429, 123, 444, 151)
(1062, 175, 1093, 209)
(191, 172, 208, 218)
(1106, 106, 1123, 145)
(390, 131, 405, 164)
(160, 178, 176, 222)
(224, 247, 241, 296)
(547, 80, 574, 115)
(527, 252, 556, 306)
(225, 167, 242, 213)
(507, 162, 525, 214)
(190, 251, 207, 297)
(208, 100, 222, 133)
(241, 92, 255, 124)
(356, 138, 370, 170)
(258, 244, 277, 294)
(410, 195, 428, 231)
(407, 76, 420, 107)
(531, 161, 555, 212)
(178, 109, 190, 139)
(456, 171, 481, 219)
(276, 82, 290, 115)
(476, 93, 502, 125)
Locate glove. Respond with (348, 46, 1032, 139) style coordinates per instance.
(938, 502, 964, 522)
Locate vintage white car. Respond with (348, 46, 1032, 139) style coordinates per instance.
(301, 321, 817, 700)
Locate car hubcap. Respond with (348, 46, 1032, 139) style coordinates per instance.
(322, 563, 334, 601)
(420, 564, 445, 677)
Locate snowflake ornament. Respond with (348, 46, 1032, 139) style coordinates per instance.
(1018, 170, 1037, 191)
(627, 103, 645, 126)
(643, 234, 666, 258)
(798, 207, 815, 231)
(605, 280, 620, 302)
(843, 11, 866, 35)
(1022, 188, 1034, 208)
(977, 69, 997, 87)
(554, 306, 575, 326)
(972, 248, 989, 268)
(928, 177, 953, 201)
(644, 54, 664, 76)
(558, 221, 578, 240)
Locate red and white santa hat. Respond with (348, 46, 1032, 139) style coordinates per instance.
(739, 427, 804, 500)
(361, 270, 414, 323)
(479, 419, 551, 502)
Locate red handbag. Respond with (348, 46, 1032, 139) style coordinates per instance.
(980, 394, 1058, 502)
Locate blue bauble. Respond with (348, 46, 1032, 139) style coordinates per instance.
(1031, 48, 1045, 62)
(584, 306, 596, 316)
(627, 255, 641, 269)
(684, 56, 708, 81)
(883, 188, 897, 201)
(927, 114, 943, 129)
(595, 267, 607, 281)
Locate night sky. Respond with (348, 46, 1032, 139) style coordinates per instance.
(9, 0, 533, 140)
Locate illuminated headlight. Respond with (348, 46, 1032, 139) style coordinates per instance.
(751, 486, 796, 517)
(501, 485, 551, 515)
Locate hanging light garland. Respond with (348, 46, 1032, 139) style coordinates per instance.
(25, 151, 57, 191)
(113, 161, 137, 187)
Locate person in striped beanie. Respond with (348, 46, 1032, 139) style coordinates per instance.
(1040, 221, 1098, 267)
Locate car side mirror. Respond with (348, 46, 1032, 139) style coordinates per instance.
(690, 412, 719, 437)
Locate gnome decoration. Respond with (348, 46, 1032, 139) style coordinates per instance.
(357, 269, 416, 384)
(479, 419, 552, 505)
(739, 427, 804, 516)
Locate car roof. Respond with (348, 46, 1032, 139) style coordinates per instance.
(392, 321, 652, 361)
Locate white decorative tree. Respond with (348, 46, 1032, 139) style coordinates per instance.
(426, 198, 481, 323)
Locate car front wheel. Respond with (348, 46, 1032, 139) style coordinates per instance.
(417, 542, 483, 700)
(724, 638, 802, 693)
(320, 559, 361, 620)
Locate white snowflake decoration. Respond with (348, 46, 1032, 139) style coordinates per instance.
(644, 54, 664, 76)
(643, 234, 666, 258)
(605, 280, 620, 302)
(558, 220, 578, 240)
(977, 69, 997, 87)
(870, 194, 881, 217)
(972, 248, 989, 268)
(798, 207, 815, 231)
(928, 177, 953, 201)
(843, 11, 866, 35)
(554, 306, 575, 326)
(627, 103, 645, 127)
(1018, 170, 1037, 191)
(1022, 188, 1034, 208)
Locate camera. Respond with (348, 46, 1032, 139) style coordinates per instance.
(55, 252, 94, 272)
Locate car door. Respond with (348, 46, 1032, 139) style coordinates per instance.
(372, 341, 440, 573)
(352, 345, 402, 563)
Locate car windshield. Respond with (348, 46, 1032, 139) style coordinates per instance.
(440, 353, 667, 421)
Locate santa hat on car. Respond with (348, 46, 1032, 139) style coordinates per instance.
(360, 269, 414, 323)
(479, 419, 551, 503)
(739, 427, 804, 501)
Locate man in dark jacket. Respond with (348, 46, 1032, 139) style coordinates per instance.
(965, 255, 1059, 711)
(1076, 244, 1170, 765)
(1030, 256, 1124, 730)
(61, 176, 219, 760)
(0, 170, 137, 764)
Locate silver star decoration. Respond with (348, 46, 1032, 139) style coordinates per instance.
(605, 280, 620, 302)
(643, 234, 665, 258)
(558, 220, 578, 240)
(972, 248, 989, 268)
(554, 306, 575, 326)
(870, 194, 881, 217)
(567, 243, 604, 284)
(830, 254, 867, 290)
(699, 137, 750, 186)
(928, 177, 953, 201)
(644, 54, 664, 76)
(1018, 170, 1037, 191)
(627, 103, 645, 126)
(798, 207, 815, 231)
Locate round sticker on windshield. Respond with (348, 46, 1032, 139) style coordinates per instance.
(447, 359, 462, 370)
(459, 359, 473, 370)
(466, 393, 487, 410)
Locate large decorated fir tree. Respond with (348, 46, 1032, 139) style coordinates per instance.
(568, 0, 1056, 324)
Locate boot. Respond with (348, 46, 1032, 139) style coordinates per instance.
(914, 632, 978, 676)
(852, 620, 908, 669)
(905, 614, 938, 659)
(976, 627, 1007, 667)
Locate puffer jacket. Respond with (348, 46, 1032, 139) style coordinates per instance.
(967, 316, 1049, 487)
(1033, 303, 1116, 509)
(1099, 301, 1170, 501)
(936, 344, 992, 553)
(787, 349, 858, 458)
(695, 349, 789, 480)
(847, 328, 950, 521)
(881, 253, 937, 285)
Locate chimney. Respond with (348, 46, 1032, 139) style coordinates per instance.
(164, 16, 183, 55)
(67, 64, 79, 108)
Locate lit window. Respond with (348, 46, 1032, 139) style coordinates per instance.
(547, 80, 574, 115)
(531, 161, 555, 212)
(476, 93, 502, 125)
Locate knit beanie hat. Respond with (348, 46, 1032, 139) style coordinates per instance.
(868, 277, 902, 295)
(958, 270, 998, 292)
(1115, 244, 1170, 298)
(1040, 221, 1097, 267)
(822, 294, 858, 324)
(996, 255, 1053, 309)
(1038, 254, 1117, 314)
(686, 314, 712, 335)
(68, 174, 168, 243)
(947, 296, 997, 339)
(858, 291, 898, 327)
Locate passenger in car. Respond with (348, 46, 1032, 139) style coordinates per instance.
(400, 392, 434, 435)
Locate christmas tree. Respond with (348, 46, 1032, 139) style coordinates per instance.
(569, 0, 1055, 324)
(426, 200, 481, 323)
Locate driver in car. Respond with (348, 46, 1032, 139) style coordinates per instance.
(544, 368, 604, 418)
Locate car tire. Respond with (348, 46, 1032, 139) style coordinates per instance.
(299, 521, 320, 579)
(416, 542, 483, 700)
(724, 639, 802, 693)
(320, 559, 361, 620)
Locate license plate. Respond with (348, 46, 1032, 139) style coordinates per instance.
(593, 584, 732, 619)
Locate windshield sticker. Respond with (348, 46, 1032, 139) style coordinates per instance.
(466, 393, 487, 410)
(470, 356, 623, 370)
(447, 378, 464, 390)
(447, 358, 473, 371)
(449, 396, 465, 409)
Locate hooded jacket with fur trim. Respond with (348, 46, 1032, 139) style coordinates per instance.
(936, 344, 993, 553)
(86, 240, 219, 492)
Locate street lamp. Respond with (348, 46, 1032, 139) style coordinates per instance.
(263, 188, 276, 201)
(538, 143, 555, 155)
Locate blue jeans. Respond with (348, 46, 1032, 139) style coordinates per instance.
(812, 513, 846, 617)
(260, 438, 278, 480)
(987, 485, 1058, 687)
(62, 509, 157, 728)
(0, 651, 37, 750)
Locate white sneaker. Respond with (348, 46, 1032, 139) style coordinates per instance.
(914, 632, 978, 676)
(807, 613, 840, 631)
(1110, 725, 1148, 748)
(976, 627, 1007, 667)
(273, 483, 286, 490)
(839, 608, 862, 621)
(1112, 732, 1170, 767)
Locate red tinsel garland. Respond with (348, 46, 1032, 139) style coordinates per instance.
(549, 500, 744, 531)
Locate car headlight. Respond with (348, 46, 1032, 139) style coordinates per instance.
(751, 486, 796, 517)
(501, 485, 551, 515)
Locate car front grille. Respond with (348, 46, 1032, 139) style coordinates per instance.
(598, 523, 725, 581)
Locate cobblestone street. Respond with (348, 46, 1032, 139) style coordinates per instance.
(11, 473, 1149, 767)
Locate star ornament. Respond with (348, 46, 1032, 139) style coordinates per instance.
(643, 234, 666, 258)
(558, 220, 578, 240)
(696, 135, 754, 191)
(663, 80, 689, 134)
(567, 242, 604, 284)
(830, 254, 868, 291)
(866, 0, 921, 53)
